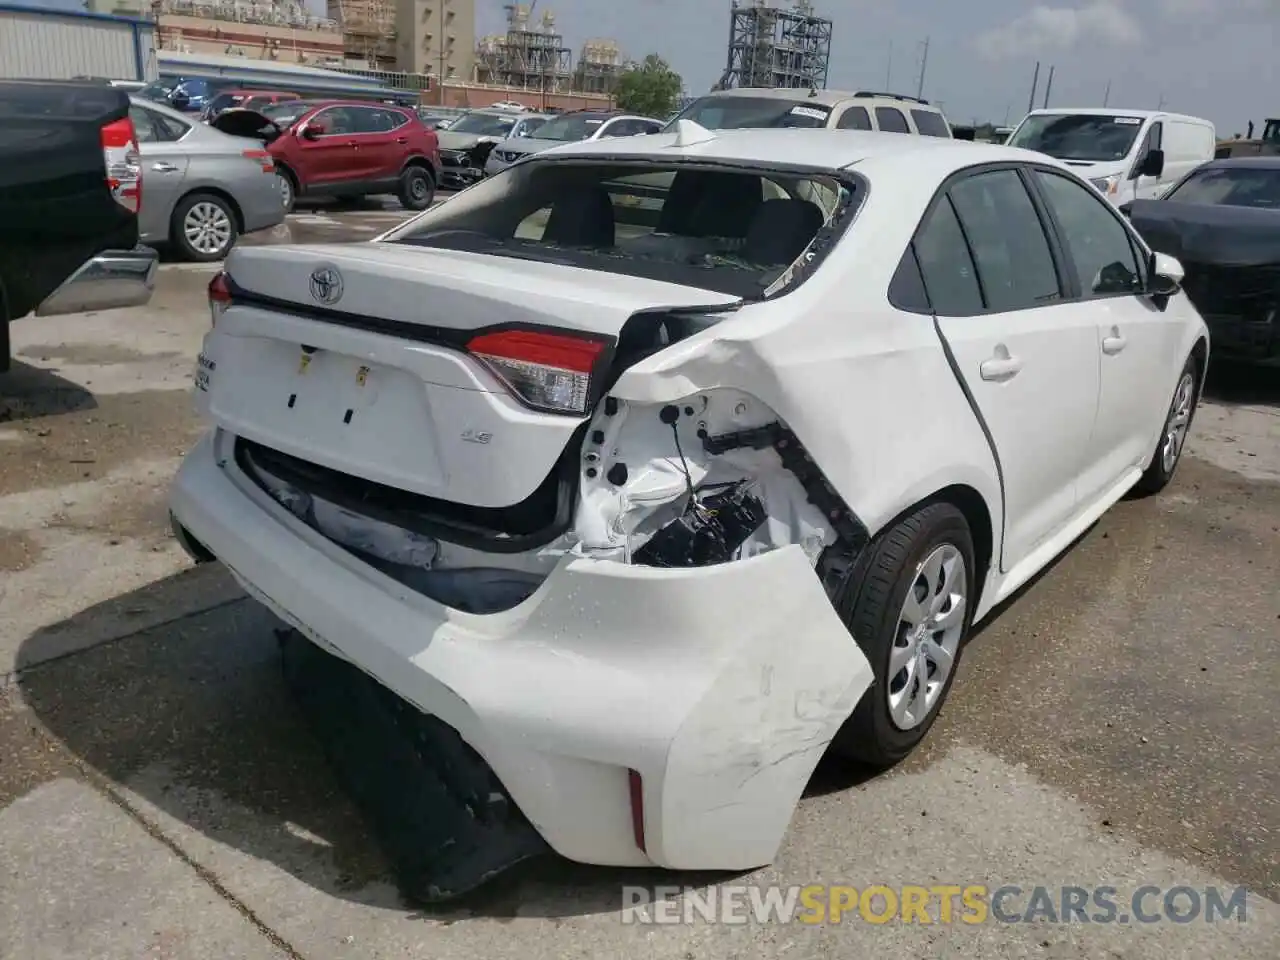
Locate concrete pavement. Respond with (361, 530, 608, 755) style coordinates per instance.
(2, 213, 1278, 959)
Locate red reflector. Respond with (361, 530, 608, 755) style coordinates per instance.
(208, 272, 231, 303)
(628, 768, 646, 853)
(242, 149, 270, 160)
(466, 329, 607, 374)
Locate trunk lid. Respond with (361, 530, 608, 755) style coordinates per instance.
(201, 243, 741, 512)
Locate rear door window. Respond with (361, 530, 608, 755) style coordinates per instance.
(913, 198, 984, 315)
(836, 106, 872, 130)
(875, 107, 910, 133)
(947, 169, 1062, 311)
(911, 109, 951, 137)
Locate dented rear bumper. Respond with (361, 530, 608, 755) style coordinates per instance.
(170, 427, 873, 873)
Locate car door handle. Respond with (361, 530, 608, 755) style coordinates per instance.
(979, 353, 1024, 382)
(347, 140, 359, 147)
(151, 161, 180, 172)
(1102, 332, 1128, 355)
(396, 136, 408, 144)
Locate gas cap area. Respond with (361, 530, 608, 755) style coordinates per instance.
(572, 388, 837, 568)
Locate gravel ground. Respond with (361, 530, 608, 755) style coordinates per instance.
(1, 207, 1277, 959)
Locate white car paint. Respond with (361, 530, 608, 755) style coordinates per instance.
(1007, 108, 1217, 206)
(170, 127, 1209, 873)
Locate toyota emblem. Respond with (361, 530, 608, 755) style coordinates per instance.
(309, 266, 343, 305)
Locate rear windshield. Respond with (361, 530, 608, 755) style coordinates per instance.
(1166, 166, 1280, 208)
(668, 95, 832, 130)
(531, 114, 608, 141)
(1008, 113, 1144, 162)
(386, 159, 861, 299)
(448, 112, 518, 137)
(208, 93, 245, 112)
(911, 109, 951, 138)
(262, 100, 322, 125)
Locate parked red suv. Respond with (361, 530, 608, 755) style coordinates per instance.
(215, 100, 441, 213)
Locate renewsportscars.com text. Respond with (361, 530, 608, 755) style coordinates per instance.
(621, 884, 1250, 925)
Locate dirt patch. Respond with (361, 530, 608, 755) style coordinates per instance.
(0, 530, 41, 572)
(0, 391, 205, 498)
(17, 344, 180, 366)
(0, 690, 79, 807)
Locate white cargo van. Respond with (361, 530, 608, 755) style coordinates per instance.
(1006, 108, 1216, 205)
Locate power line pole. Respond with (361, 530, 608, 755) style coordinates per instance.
(915, 37, 929, 99)
(885, 40, 893, 90)
(1042, 65, 1055, 108)
(1102, 79, 1111, 107)
(1157, 93, 1167, 110)
(1027, 61, 1040, 113)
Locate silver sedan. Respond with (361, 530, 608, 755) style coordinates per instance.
(128, 97, 285, 262)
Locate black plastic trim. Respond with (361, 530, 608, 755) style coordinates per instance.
(236, 432, 585, 554)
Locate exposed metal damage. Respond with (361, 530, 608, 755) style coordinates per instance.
(245, 383, 867, 615)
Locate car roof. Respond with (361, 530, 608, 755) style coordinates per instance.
(695, 87, 941, 111)
(1021, 107, 1212, 125)
(534, 126, 1044, 174)
(1202, 155, 1280, 171)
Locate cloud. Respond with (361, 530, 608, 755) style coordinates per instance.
(1157, 0, 1276, 17)
(973, 2, 1141, 60)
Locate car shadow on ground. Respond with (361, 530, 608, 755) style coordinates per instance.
(0, 360, 96, 422)
(1202, 358, 1280, 408)
(14, 566, 740, 920)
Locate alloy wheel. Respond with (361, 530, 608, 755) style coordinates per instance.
(888, 543, 967, 731)
(183, 201, 233, 256)
(1161, 372, 1196, 474)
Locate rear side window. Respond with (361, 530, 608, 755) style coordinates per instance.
(390, 160, 861, 299)
(947, 169, 1062, 311)
(911, 109, 951, 138)
(837, 106, 872, 130)
(875, 107, 909, 133)
(914, 198, 984, 315)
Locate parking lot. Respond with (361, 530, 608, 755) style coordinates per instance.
(2, 203, 1278, 959)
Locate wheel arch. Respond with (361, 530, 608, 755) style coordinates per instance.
(864, 480, 998, 617)
(174, 186, 245, 233)
(273, 160, 300, 192)
(400, 155, 437, 183)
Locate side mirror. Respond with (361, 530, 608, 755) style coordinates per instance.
(170, 92, 190, 110)
(1139, 148, 1165, 178)
(1149, 251, 1183, 297)
(1118, 201, 1133, 218)
(300, 123, 326, 140)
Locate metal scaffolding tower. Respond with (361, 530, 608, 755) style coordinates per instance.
(474, 4, 572, 93)
(718, 0, 832, 90)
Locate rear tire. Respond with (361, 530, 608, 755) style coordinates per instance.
(1132, 354, 1200, 497)
(171, 192, 238, 262)
(398, 166, 435, 211)
(276, 168, 297, 215)
(829, 502, 975, 769)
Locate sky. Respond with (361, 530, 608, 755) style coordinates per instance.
(21, 0, 1278, 134)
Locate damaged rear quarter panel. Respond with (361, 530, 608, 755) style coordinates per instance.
(608, 222, 1004, 556)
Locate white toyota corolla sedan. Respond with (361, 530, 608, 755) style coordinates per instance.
(170, 122, 1208, 890)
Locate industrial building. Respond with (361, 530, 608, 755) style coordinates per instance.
(718, 0, 832, 90)
(327, 0, 394, 67)
(394, 0, 476, 81)
(153, 0, 345, 65)
(474, 4, 570, 92)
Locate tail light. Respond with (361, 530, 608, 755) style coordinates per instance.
(466, 329, 609, 415)
(242, 148, 275, 173)
(100, 116, 141, 213)
(208, 271, 231, 326)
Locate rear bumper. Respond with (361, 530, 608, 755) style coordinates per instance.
(34, 246, 158, 317)
(170, 427, 873, 871)
(239, 172, 288, 235)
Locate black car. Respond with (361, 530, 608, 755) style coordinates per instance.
(1123, 156, 1280, 364)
